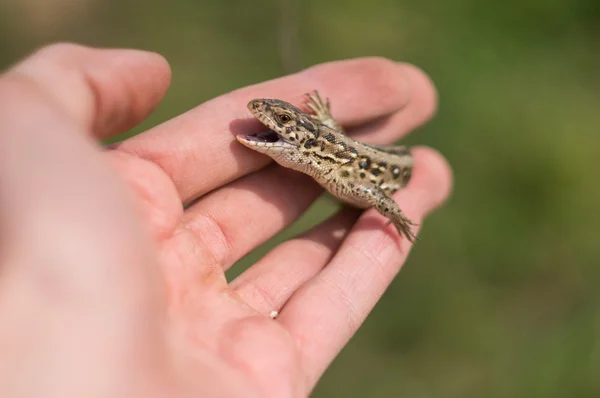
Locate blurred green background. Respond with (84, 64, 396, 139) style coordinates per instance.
(2, 0, 599, 396)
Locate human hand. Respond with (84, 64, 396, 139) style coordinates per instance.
(0, 44, 452, 397)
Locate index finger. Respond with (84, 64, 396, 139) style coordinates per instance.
(116, 58, 425, 203)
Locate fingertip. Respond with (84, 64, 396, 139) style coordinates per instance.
(121, 48, 171, 72)
(396, 63, 439, 128)
(103, 47, 172, 88)
(7, 43, 172, 139)
(90, 48, 172, 135)
(24, 43, 171, 77)
(404, 146, 453, 217)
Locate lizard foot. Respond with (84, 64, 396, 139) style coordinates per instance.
(304, 90, 332, 120)
(387, 216, 419, 243)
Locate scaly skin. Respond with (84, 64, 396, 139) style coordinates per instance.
(236, 91, 417, 241)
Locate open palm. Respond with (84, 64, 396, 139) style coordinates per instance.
(0, 44, 451, 397)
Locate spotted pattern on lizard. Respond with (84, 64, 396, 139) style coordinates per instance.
(236, 91, 417, 241)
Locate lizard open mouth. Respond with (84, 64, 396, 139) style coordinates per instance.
(242, 130, 282, 143)
(236, 129, 298, 149)
(236, 128, 297, 150)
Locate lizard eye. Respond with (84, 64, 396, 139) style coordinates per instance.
(278, 114, 292, 124)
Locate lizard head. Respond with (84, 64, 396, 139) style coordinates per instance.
(236, 98, 320, 158)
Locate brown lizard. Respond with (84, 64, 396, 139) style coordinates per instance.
(236, 91, 417, 241)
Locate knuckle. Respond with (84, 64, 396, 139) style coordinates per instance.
(184, 211, 234, 268)
(316, 274, 362, 333)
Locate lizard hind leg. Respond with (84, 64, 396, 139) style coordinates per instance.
(341, 181, 418, 242)
(304, 91, 343, 131)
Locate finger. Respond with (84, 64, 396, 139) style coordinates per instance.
(6, 42, 171, 139)
(278, 147, 452, 386)
(229, 208, 360, 315)
(116, 58, 434, 203)
(179, 64, 436, 271)
(181, 165, 320, 271)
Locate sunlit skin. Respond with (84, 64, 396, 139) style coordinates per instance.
(0, 44, 452, 397)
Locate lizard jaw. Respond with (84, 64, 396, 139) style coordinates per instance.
(236, 131, 296, 151)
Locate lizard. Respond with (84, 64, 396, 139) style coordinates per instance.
(236, 91, 417, 242)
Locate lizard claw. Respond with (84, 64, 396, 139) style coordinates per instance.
(302, 90, 343, 131)
(386, 217, 419, 242)
(304, 90, 331, 117)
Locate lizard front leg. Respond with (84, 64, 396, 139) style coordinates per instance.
(303, 91, 344, 132)
(333, 180, 418, 242)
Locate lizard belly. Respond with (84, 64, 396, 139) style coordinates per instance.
(321, 180, 370, 209)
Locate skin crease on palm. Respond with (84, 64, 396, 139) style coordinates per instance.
(0, 44, 452, 397)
